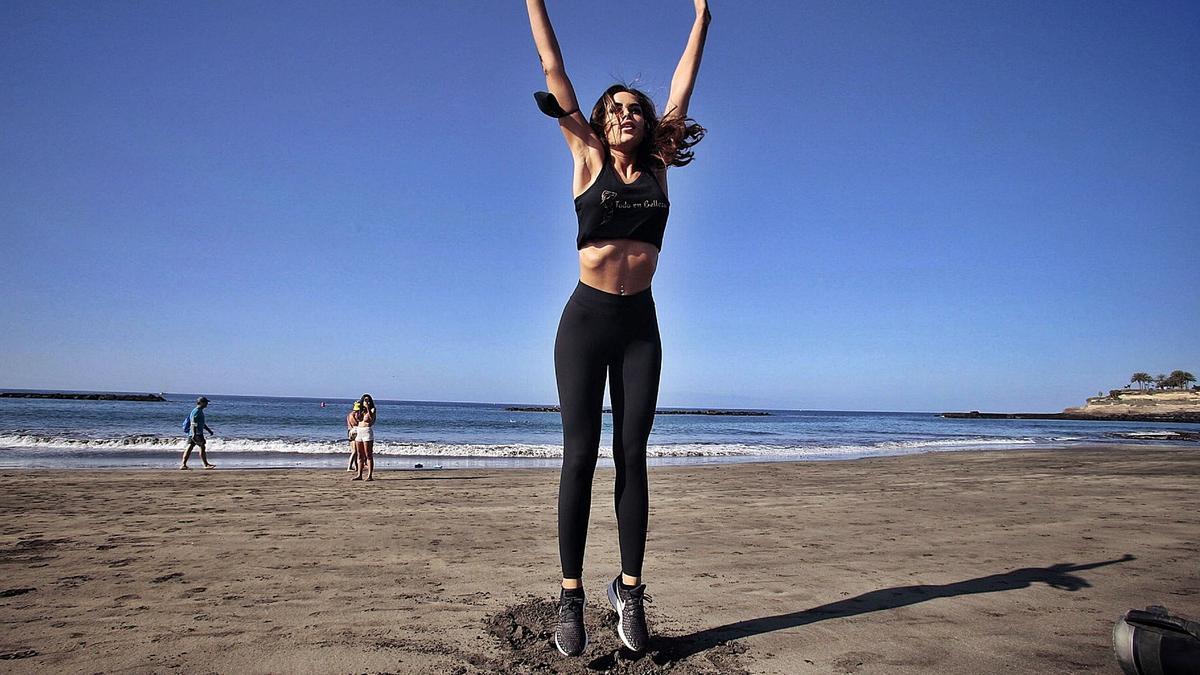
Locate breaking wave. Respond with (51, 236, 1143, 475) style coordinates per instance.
(0, 432, 1044, 460)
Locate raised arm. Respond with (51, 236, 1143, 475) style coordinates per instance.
(526, 0, 602, 161)
(527, 0, 579, 117)
(664, 1, 711, 120)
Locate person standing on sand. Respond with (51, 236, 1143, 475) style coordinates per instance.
(351, 394, 377, 481)
(346, 401, 361, 472)
(180, 396, 216, 470)
(525, 0, 710, 657)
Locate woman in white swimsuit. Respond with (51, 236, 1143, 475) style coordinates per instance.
(352, 393, 377, 481)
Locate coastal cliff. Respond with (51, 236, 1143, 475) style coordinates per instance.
(943, 389, 1200, 423)
(1064, 389, 1200, 419)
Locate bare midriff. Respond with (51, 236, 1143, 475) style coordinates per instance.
(578, 239, 659, 295)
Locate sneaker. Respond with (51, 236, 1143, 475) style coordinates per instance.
(555, 588, 587, 656)
(607, 576, 651, 652)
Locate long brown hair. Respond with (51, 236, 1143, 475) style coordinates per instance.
(588, 84, 706, 170)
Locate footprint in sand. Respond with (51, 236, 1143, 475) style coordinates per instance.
(832, 651, 883, 674)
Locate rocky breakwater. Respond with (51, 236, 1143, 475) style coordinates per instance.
(0, 392, 167, 402)
(505, 406, 769, 416)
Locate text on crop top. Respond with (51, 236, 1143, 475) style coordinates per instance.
(574, 162, 669, 250)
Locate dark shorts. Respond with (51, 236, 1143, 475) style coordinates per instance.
(188, 434, 206, 447)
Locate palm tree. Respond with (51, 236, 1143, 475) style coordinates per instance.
(1154, 374, 1167, 390)
(1130, 372, 1152, 390)
(1166, 370, 1196, 390)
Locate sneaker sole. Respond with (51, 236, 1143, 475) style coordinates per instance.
(607, 581, 641, 652)
(554, 628, 588, 657)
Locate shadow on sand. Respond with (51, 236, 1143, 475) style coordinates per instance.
(654, 555, 1135, 663)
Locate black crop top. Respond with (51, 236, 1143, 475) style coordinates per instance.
(574, 162, 670, 250)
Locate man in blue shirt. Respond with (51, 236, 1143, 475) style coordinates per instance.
(180, 396, 216, 470)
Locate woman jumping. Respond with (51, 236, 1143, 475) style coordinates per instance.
(525, 0, 710, 656)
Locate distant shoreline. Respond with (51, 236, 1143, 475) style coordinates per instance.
(0, 392, 166, 402)
(505, 406, 770, 416)
(941, 410, 1200, 424)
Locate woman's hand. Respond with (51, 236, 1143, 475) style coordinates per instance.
(665, 0, 711, 120)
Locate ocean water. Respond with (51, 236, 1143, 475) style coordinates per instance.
(0, 393, 1196, 470)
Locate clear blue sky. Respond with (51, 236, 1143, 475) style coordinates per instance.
(2, 1, 1197, 412)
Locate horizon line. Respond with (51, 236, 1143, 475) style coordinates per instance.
(0, 387, 952, 416)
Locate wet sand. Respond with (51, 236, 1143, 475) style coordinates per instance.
(1, 445, 1197, 673)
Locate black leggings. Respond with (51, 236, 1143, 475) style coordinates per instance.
(555, 281, 662, 580)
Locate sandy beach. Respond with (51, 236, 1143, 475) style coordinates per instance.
(1, 445, 1197, 674)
